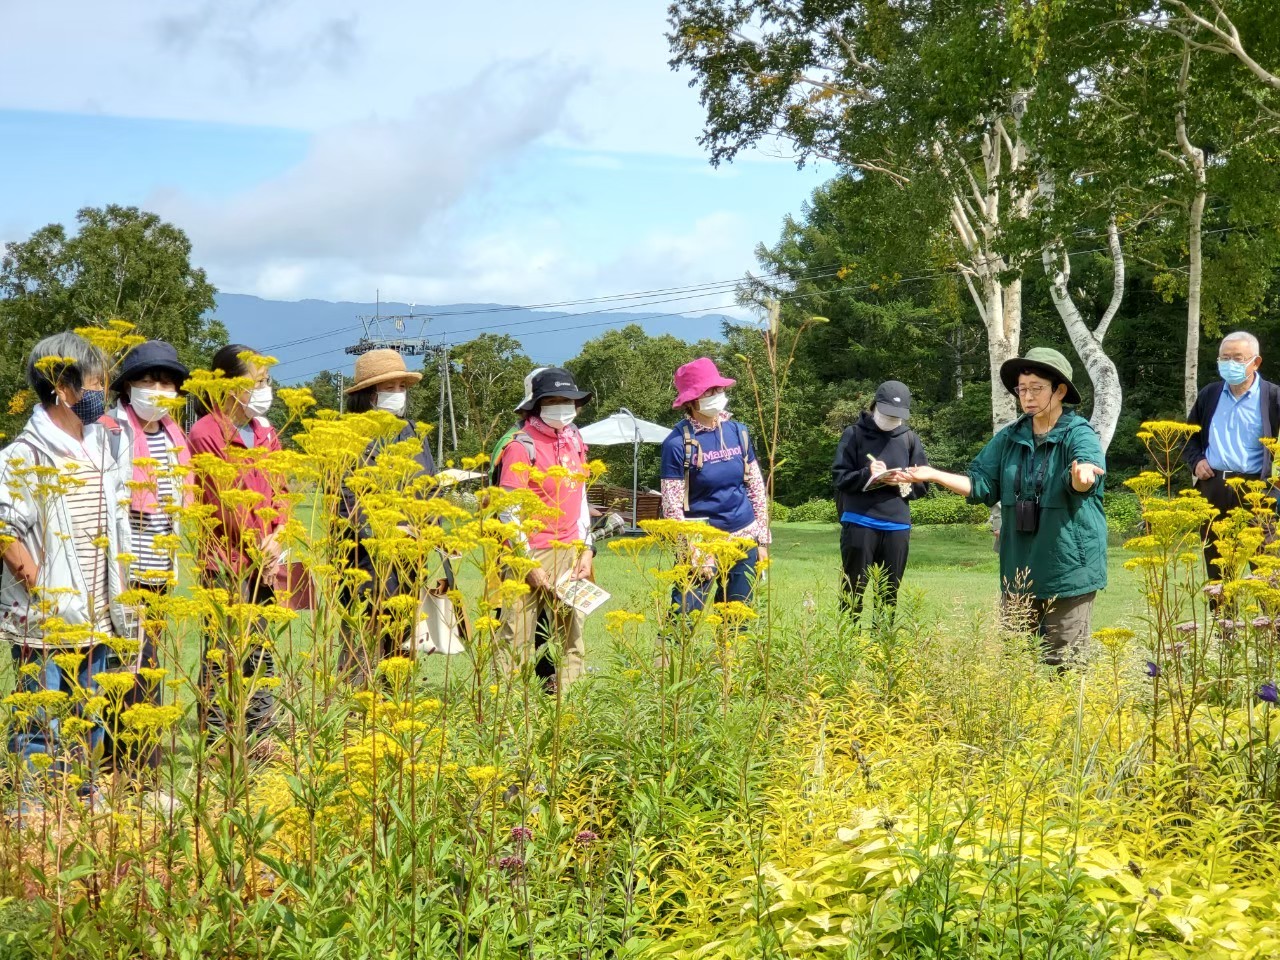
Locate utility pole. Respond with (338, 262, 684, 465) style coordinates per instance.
(338, 372, 345, 413)
(436, 349, 446, 464)
(444, 347, 458, 450)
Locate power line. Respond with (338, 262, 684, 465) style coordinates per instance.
(259, 263, 850, 354)
(278, 216, 1271, 384)
(269, 284, 776, 372)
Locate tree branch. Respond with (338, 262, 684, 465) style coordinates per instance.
(1094, 217, 1125, 342)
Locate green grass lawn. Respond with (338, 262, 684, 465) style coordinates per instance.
(421, 521, 1145, 682)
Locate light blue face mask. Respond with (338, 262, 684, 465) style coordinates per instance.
(1218, 358, 1255, 385)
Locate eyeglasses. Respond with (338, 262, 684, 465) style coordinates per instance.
(1015, 384, 1050, 398)
(1218, 354, 1257, 363)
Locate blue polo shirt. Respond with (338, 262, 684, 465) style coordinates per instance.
(661, 418, 757, 532)
(1207, 377, 1265, 474)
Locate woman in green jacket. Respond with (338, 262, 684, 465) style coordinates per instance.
(893, 347, 1107, 667)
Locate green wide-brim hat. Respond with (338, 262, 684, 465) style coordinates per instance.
(999, 347, 1081, 405)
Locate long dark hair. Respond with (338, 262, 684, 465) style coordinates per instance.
(346, 386, 377, 414)
(197, 343, 255, 416)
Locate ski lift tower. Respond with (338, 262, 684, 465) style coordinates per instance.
(342, 301, 457, 460)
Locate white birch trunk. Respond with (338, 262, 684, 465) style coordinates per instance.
(1176, 42, 1208, 414)
(1040, 223, 1125, 450)
(940, 94, 1031, 434)
(1184, 189, 1206, 413)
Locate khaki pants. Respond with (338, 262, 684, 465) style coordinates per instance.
(1003, 591, 1096, 669)
(496, 546, 586, 689)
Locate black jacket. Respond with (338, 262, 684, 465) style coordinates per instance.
(832, 412, 929, 525)
(1182, 378, 1280, 477)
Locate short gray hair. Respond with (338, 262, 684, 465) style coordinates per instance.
(1221, 331, 1261, 356)
(26, 332, 108, 406)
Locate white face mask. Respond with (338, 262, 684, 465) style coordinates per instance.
(375, 390, 407, 416)
(244, 385, 273, 417)
(697, 392, 729, 416)
(540, 402, 577, 428)
(130, 386, 177, 424)
(873, 409, 904, 431)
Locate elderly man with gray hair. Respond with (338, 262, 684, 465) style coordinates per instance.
(0, 331, 136, 809)
(1183, 330, 1280, 580)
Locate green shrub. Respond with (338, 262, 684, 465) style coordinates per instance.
(1104, 491, 1142, 535)
(911, 491, 989, 525)
(770, 501, 792, 523)
(790, 497, 838, 523)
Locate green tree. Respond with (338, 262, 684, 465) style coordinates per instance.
(448, 334, 532, 452)
(0, 205, 221, 435)
(669, 0, 1042, 428)
(568, 324, 718, 489)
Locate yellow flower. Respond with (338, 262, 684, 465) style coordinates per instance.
(378, 656, 414, 686)
(61, 716, 96, 738)
(93, 672, 136, 699)
(466, 765, 500, 787)
(52, 652, 86, 676)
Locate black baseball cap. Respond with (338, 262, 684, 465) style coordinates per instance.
(874, 380, 911, 419)
(515, 366, 592, 412)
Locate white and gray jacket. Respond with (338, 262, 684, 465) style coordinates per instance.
(0, 406, 136, 646)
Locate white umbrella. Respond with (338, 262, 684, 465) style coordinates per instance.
(578, 408, 671, 531)
(579, 410, 670, 445)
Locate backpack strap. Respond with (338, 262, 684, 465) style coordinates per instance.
(492, 427, 537, 485)
(98, 415, 125, 464)
(737, 421, 750, 482)
(681, 421, 702, 511)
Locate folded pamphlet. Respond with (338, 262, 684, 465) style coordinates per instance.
(555, 573, 611, 616)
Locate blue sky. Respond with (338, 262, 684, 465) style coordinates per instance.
(0, 1, 831, 318)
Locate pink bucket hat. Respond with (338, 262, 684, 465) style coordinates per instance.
(672, 357, 736, 408)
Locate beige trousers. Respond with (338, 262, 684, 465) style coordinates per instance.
(496, 545, 586, 688)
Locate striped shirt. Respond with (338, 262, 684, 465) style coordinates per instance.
(58, 456, 113, 633)
(130, 428, 178, 577)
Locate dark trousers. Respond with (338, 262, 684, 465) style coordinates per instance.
(198, 574, 278, 741)
(839, 523, 910, 615)
(1199, 471, 1262, 580)
(673, 547, 759, 613)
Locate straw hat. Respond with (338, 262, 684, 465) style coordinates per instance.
(346, 349, 422, 394)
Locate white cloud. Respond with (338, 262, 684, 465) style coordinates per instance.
(155, 0, 360, 87)
(150, 60, 582, 264)
(0, 1, 724, 159)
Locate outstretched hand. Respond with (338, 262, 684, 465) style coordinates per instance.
(1070, 460, 1105, 491)
(886, 465, 931, 485)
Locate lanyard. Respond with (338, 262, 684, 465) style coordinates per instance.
(1018, 441, 1054, 501)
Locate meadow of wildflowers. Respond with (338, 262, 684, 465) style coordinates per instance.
(1, 330, 1279, 958)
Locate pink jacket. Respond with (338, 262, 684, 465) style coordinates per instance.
(498, 416, 591, 550)
(102, 404, 192, 515)
(188, 413, 285, 576)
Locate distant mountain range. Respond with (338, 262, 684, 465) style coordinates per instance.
(212, 294, 738, 384)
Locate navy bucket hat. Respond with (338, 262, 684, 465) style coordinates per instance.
(110, 340, 190, 393)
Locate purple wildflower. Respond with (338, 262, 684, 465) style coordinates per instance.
(498, 855, 526, 874)
(1254, 616, 1275, 630)
(1258, 682, 1279, 705)
(574, 830, 599, 846)
(1174, 621, 1197, 635)
(1203, 583, 1224, 598)
(1170, 642, 1187, 659)
(1145, 661, 1160, 679)
(510, 825, 533, 843)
